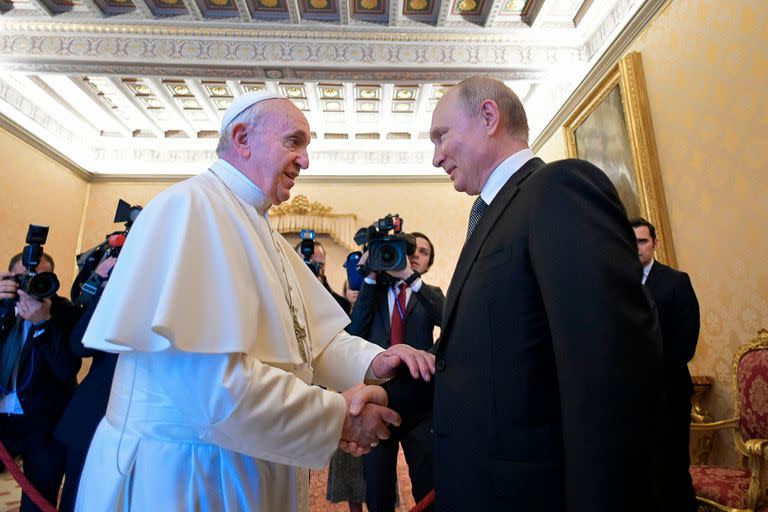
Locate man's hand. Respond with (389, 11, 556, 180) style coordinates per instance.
(357, 251, 377, 280)
(0, 272, 18, 301)
(17, 290, 52, 324)
(339, 384, 401, 457)
(94, 256, 117, 280)
(370, 344, 435, 382)
(385, 266, 414, 280)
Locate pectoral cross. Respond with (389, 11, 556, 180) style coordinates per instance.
(291, 305, 309, 363)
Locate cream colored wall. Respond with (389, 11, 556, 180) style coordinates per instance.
(0, 128, 88, 291)
(536, 0, 768, 463)
(535, 128, 567, 163)
(80, 178, 473, 294)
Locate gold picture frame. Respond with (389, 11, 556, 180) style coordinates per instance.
(563, 52, 676, 266)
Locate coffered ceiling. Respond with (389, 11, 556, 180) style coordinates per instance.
(0, 0, 657, 177)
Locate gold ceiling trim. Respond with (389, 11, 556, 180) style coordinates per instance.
(0, 21, 546, 44)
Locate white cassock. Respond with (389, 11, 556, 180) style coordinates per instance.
(75, 159, 384, 512)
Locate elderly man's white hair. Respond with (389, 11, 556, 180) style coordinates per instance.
(216, 91, 283, 157)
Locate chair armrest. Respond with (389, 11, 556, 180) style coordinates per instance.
(690, 417, 739, 431)
(744, 438, 768, 456)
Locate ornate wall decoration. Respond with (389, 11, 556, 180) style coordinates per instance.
(269, 195, 358, 251)
(563, 51, 675, 266)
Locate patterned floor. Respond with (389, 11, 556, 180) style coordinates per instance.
(0, 449, 417, 512)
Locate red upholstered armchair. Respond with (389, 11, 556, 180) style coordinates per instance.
(690, 329, 768, 512)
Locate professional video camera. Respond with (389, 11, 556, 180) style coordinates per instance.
(298, 229, 320, 276)
(70, 199, 142, 307)
(0, 224, 60, 325)
(353, 214, 416, 273)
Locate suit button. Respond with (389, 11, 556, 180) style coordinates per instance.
(436, 359, 446, 372)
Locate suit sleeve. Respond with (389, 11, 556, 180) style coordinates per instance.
(665, 272, 700, 364)
(346, 282, 376, 337)
(412, 284, 445, 327)
(31, 296, 82, 383)
(528, 162, 664, 509)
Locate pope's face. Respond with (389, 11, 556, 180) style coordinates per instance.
(246, 101, 310, 206)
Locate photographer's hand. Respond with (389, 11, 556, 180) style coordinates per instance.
(17, 291, 52, 324)
(385, 266, 414, 280)
(357, 251, 377, 280)
(95, 256, 117, 280)
(0, 272, 18, 300)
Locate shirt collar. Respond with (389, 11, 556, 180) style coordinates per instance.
(480, 148, 535, 206)
(209, 159, 270, 214)
(642, 259, 655, 283)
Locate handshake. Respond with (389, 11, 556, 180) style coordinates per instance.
(338, 343, 436, 457)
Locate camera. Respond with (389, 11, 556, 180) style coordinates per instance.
(354, 214, 416, 273)
(298, 229, 320, 276)
(0, 224, 60, 325)
(71, 199, 142, 306)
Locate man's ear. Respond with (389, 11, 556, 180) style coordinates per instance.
(479, 99, 501, 135)
(231, 122, 251, 158)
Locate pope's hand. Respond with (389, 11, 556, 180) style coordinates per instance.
(370, 344, 435, 382)
(339, 384, 401, 456)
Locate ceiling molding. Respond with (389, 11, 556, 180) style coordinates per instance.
(0, 112, 92, 181)
(0, 19, 582, 43)
(532, 0, 667, 152)
(89, 172, 452, 183)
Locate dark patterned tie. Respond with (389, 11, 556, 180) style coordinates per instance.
(466, 196, 489, 241)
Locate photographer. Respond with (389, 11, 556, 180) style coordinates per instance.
(294, 238, 351, 314)
(347, 231, 444, 512)
(0, 252, 80, 512)
(54, 256, 119, 512)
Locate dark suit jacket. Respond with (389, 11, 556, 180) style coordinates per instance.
(0, 295, 81, 437)
(55, 292, 118, 453)
(433, 158, 665, 511)
(644, 261, 700, 401)
(347, 279, 444, 420)
(348, 279, 443, 351)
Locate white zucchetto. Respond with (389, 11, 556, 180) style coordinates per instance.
(221, 91, 283, 132)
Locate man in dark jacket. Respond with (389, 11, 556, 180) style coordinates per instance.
(633, 217, 700, 512)
(0, 252, 80, 512)
(347, 232, 443, 512)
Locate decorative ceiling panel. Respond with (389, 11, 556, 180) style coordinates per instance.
(248, 0, 289, 19)
(299, 0, 337, 21)
(0, 0, 657, 176)
(198, 0, 239, 17)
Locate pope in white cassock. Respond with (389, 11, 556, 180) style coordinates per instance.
(74, 91, 436, 511)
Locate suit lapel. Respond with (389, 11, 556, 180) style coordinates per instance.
(644, 261, 663, 292)
(441, 157, 545, 343)
(378, 285, 392, 341)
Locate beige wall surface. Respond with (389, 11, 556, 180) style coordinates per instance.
(537, 0, 768, 463)
(81, 177, 473, 294)
(0, 128, 88, 291)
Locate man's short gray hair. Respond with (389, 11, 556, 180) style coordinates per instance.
(455, 77, 529, 143)
(215, 102, 271, 157)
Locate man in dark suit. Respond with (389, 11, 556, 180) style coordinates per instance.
(347, 232, 444, 512)
(632, 217, 700, 512)
(0, 252, 81, 512)
(428, 76, 665, 511)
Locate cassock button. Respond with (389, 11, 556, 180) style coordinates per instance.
(436, 359, 446, 372)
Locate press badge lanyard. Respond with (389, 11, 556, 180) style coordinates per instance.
(390, 284, 406, 322)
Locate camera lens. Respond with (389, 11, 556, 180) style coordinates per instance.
(22, 272, 60, 299)
(380, 246, 396, 263)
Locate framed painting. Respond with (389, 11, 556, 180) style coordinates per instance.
(563, 52, 676, 266)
